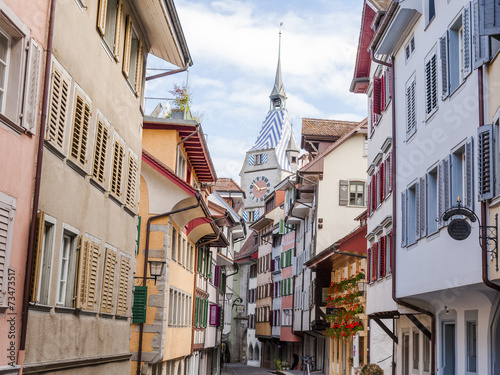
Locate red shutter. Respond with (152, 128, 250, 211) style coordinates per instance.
(367, 182, 372, 216)
(214, 265, 220, 287)
(389, 67, 393, 99)
(270, 282, 274, 298)
(209, 304, 217, 326)
(380, 236, 386, 278)
(379, 162, 385, 203)
(367, 247, 372, 283)
(216, 305, 222, 326)
(381, 74, 386, 110)
(271, 259, 275, 272)
(372, 174, 377, 211)
(388, 152, 393, 193)
(388, 232, 393, 275)
(370, 99, 374, 134)
(373, 76, 382, 115)
(372, 242, 379, 281)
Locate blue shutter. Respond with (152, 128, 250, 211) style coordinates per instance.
(254, 209, 259, 221)
(248, 154, 255, 165)
(262, 153, 268, 164)
(479, 0, 500, 36)
(420, 176, 427, 238)
(473, 0, 491, 69)
(243, 211, 248, 222)
(416, 180, 421, 239)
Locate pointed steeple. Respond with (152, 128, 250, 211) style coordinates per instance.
(270, 26, 286, 110)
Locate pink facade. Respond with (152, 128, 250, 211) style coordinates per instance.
(281, 232, 300, 342)
(0, 0, 49, 371)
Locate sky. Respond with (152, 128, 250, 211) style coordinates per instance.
(145, 0, 366, 183)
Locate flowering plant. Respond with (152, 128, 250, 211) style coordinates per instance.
(324, 271, 365, 340)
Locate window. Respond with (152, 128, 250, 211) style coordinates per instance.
(125, 150, 138, 208)
(0, 5, 42, 133)
(427, 168, 438, 234)
(171, 227, 177, 261)
(56, 228, 78, 307)
(423, 334, 431, 372)
(441, 8, 471, 97)
(349, 182, 365, 206)
(176, 147, 187, 180)
(0, 192, 15, 307)
(69, 88, 91, 168)
(407, 184, 417, 245)
(123, 17, 143, 95)
(31, 213, 55, 305)
(110, 135, 125, 197)
(466, 321, 477, 373)
(406, 74, 417, 138)
(451, 146, 465, 206)
(413, 331, 420, 370)
(405, 35, 415, 62)
(427, 0, 436, 24)
(425, 51, 438, 117)
(443, 323, 456, 375)
(97, 0, 123, 59)
(92, 117, 109, 185)
(402, 333, 410, 375)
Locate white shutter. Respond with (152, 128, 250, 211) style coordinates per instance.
(420, 176, 427, 238)
(425, 53, 438, 115)
(401, 191, 407, 247)
(463, 3, 472, 77)
(443, 156, 451, 212)
(416, 180, 421, 239)
(465, 138, 474, 209)
(478, 125, 494, 200)
(0, 201, 14, 306)
(406, 76, 417, 137)
(23, 39, 42, 134)
(438, 161, 444, 228)
(440, 33, 449, 99)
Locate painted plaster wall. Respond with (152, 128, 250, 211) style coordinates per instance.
(0, 0, 49, 369)
(142, 129, 180, 171)
(394, 0, 482, 298)
(316, 133, 367, 254)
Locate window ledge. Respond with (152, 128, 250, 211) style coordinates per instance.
(29, 303, 52, 313)
(424, 15, 436, 31)
(109, 194, 123, 208)
(66, 158, 88, 178)
(0, 113, 24, 135)
(426, 230, 440, 242)
(44, 140, 66, 161)
(100, 313, 114, 319)
(75, 309, 98, 317)
(425, 107, 438, 123)
(115, 315, 129, 321)
(100, 37, 117, 62)
(55, 306, 77, 314)
(90, 178, 107, 194)
(124, 205, 137, 218)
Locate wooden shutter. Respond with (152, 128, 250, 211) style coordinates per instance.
(388, 152, 393, 193)
(97, 0, 108, 35)
(339, 180, 349, 206)
(116, 255, 130, 316)
(380, 74, 386, 110)
(416, 180, 421, 239)
(480, 0, 500, 35)
(209, 303, 217, 326)
(373, 76, 382, 115)
(420, 176, 427, 238)
(270, 282, 274, 298)
(111, 140, 124, 197)
(367, 182, 371, 216)
(70, 93, 91, 167)
(379, 163, 385, 203)
(122, 16, 133, 77)
(388, 232, 393, 274)
(126, 151, 138, 207)
(372, 242, 378, 281)
(440, 33, 449, 99)
(401, 191, 407, 247)
(406, 77, 417, 137)
(367, 247, 372, 283)
(30, 212, 45, 302)
(0, 202, 14, 306)
(371, 174, 377, 211)
(100, 248, 116, 314)
(478, 124, 494, 200)
(23, 39, 42, 134)
(369, 98, 374, 134)
(132, 285, 147, 323)
(76, 237, 100, 310)
(465, 139, 474, 209)
(46, 63, 70, 149)
(473, 0, 491, 69)
(425, 53, 438, 115)
(134, 41, 144, 95)
(214, 265, 220, 287)
(379, 236, 386, 278)
(92, 120, 108, 184)
(463, 3, 472, 77)
(388, 66, 393, 99)
(113, 0, 123, 59)
(195, 296, 199, 327)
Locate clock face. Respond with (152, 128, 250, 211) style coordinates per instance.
(249, 176, 271, 202)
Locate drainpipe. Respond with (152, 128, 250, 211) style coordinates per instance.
(136, 194, 203, 375)
(19, 0, 56, 371)
(478, 65, 500, 292)
(382, 55, 436, 375)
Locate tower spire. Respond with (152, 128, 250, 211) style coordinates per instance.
(270, 23, 286, 110)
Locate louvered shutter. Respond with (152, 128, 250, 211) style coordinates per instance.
(214, 265, 220, 287)
(416, 180, 421, 239)
(100, 248, 116, 314)
(135, 41, 144, 95)
(111, 140, 124, 197)
(254, 209, 259, 221)
(372, 174, 377, 211)
(440, 33, 449, 99)
(466, 139, 474, 209)
(0, 202, 14, 306)
(373, 76, 382, 115)
(248, 154, 255, 165)
(339, 180, 349, 206)
(478, 125, 494, 200)
(473, 0, 491, 68)
(406, 77, 417, 137)
(209, 304, 217, 326)
(126, 151, 138, 208)
(92, 121, 108, 184)
(29, 212, 45, 302)
(379, 163, 385, 203)
(388, 152, 393, 193)
(438, 161, 445, 227)
(379, 236, 386, 278)
(116, 255, 130, 316)
(369, 99, 374, 134)
(46, 63, 70, 150)
(425, 54, 438, 115)
(113, 0, 123, 59)
(367, 247, 372, 283)
(420, 176, 427, 238)
(401, 191, 407, 247)
(195, 296, 199, 327)
(97, 0, 108, 35)
(87, 241, 101, 310)
(388, 232, 393, 274)
(70, 93, 91, 167)
(76, 237, 100, 310)
(463, 3, 472, 77)
(367, 182, 372, 215)
(271, 259, 275, 272)
(122, 16, 133, 77)
(443, 157, 451, 212)
(132, 286, 147, 323)
(270, 282, 274, 298)
(480, 0, 500, 35)
(372, 242, 379, 281)
(389, 67, 393, 99)
(23, 39, 42, 134)
(381, 74, 386, 110)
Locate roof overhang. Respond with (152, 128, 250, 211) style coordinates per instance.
(143, 117, 216, 183)
(134, 0, 192, 68)
(250, 217, 274, 231)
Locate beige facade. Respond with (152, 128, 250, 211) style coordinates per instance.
(24, 1, 190, 373)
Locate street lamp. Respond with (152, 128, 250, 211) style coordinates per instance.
(147, 260, 166, 284)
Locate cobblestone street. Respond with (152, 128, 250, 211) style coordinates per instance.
(222, 363, 305, 375)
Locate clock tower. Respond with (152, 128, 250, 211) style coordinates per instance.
(239, 30, 300, 223)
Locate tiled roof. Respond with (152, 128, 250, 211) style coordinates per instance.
(368, 0, 392, 12)
(235, 233, 258, 261)
(301, 118, 360, 138)
(214, 178, 244, 193)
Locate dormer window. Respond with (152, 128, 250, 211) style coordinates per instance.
(176, 146, 187, 180)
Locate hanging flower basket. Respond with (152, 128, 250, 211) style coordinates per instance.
(324, 271, 365, 340)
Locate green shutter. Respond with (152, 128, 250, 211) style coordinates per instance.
(221, 272, 226, 293)
(195, 296, 200, 327)
(206, 251, 212, 278)
(132, 286, 148, 323)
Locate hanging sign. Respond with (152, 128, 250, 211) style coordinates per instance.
(447, 218, 471, 241)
